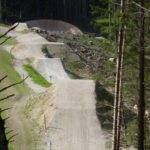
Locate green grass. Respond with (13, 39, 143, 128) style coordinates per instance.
(25, 58, 34, 64)
(66, 60, 83, 71)
(0, 49, 30, 150)
(0, 36, 17, 45)
(0, 23, 9, 27)
(24, 64, 51, 88)
(0, 49, 27, 94)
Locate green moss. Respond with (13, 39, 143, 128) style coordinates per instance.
(24, 64, 52, 88)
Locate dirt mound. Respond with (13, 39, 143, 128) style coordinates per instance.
(13, 23, 29, 32)
(26, 19, 83, 35)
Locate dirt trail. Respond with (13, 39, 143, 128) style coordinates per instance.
(1, 24, 107, 150)
(33, 58, 107, 150)
(47, 79, 106, 150)
(33, 58, 69, 82)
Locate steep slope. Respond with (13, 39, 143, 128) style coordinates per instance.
(0, 24, 107, 150)
(48, 79, 106, 150)
(33, 58, 106, 150)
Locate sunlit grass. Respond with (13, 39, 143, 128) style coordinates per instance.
(24, 64, 52, 88)
(0, 49, 27, 94)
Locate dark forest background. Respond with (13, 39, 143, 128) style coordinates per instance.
(0, 0, 108, 30)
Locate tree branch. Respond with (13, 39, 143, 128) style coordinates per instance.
(132, 1, 150, 13)
(3, 117, 10, 121)
(0, 23, 19, 39)
(0, 107, 13, 113)
(6, 130, 13, 135)
(0, 94, 15, 101)
(8, 133, 18, 141)
(0, 75, 7, 83)
(0, 76, 28, 93)
(9, 140, 14, 143)
(0, 36, 11, 45)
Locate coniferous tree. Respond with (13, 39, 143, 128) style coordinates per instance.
(138, 0, 145, 149)
(112, 0, 126, 149)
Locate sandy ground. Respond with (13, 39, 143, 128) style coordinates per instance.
(0, 24, 107, 150)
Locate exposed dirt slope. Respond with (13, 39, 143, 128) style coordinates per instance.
(0, 24, 107, 150)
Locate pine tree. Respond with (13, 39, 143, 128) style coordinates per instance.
(112, 0, 126, 149)
(138, 0, 145, 149)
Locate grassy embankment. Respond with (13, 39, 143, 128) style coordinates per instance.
(0, 41, 26, 94)
(0, 35, 36, 150)
(24, 64, 52, 88)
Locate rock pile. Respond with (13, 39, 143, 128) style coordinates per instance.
(31, 27, 59, 42)
(67, 42, 107, 71)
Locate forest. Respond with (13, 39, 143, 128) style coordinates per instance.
(0, 0, 103, 29)
(0, 0, 150, 150)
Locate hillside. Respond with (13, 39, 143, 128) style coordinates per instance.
(0, 23, 107, 150)
(0, 19, 149, 149)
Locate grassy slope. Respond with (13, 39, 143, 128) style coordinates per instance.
(24, 64, 52, 88)
(0, 35, 16, 45)
(0, 49, 27, 94)
(0, 44, 35, 149)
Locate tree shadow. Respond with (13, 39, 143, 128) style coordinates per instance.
(95, 81, 114, 131)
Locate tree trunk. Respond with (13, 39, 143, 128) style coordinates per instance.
(0, 113, 8, 150)
(112, 0, 126, 149)
(138, 0, 145, 149)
